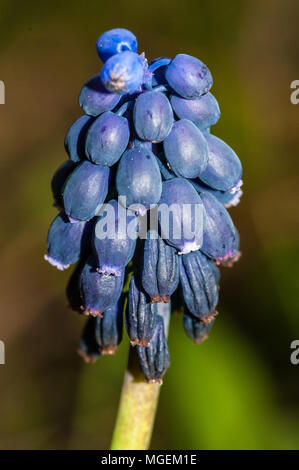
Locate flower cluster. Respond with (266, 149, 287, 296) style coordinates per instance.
(45, 28, 243, 383)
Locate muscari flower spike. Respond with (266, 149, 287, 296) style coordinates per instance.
(45, 27, 243, 383)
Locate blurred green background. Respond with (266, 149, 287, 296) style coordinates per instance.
(0, 0, 299, 450)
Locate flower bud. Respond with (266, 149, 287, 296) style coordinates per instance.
(95, 297, 124, 355)
(142, 231, 179, 302)
(96, 28, 137, 63)
(126, 275, 157, 346)
(183, 310, 214, 344)
(179, 250, 219, 323)
(66, 258, 87, 312)
(136, 315, 170, 383)
(78, 317, 101, 363)
(100, 51, 144, 94)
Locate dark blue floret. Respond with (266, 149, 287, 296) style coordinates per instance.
(79, 74, 121, 116)
(64, 115, 95, 162)
(116, 146, 162, 215)
(95, 296, 124, 354)
(179, 250, 219, 323)
(63, 161, 110, 221)
(200, 191, 240, 264)
(170, 92, 220, 131)
(78, 316, 101, 363)
(165, 54, 213, 99)
(80, 255, 124, 316)
(163, 119, 208, 179)
(199, 133, 242, 192)
(136, 315, 170, 383)
(126, 275, 157, 346)
(158, 177, 204, 254)
(51, 160, 77, 209)
(101, 51, 144, 94)
(93, 199, 138, 276)
(45, 212, 90, 270)
(183, 310, 214, 344)
(133, 91, 173, 142)
(142, 230, 179, 302)
(96, 28, 138, 63)
(66, 259, 87, 312)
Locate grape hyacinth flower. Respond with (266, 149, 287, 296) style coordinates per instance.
(44, 27, 243, 450)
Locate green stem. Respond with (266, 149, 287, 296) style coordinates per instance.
(110, 347, 161, 450)
(111, 304, 170, 450)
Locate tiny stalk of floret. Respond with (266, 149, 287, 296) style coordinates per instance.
(110, 306, 170, 450)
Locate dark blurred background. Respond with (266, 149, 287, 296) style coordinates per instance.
(0, 0, 299, 450)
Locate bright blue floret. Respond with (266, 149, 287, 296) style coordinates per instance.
(101, 51, 144, 94)
(96, 28, 138, 63)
